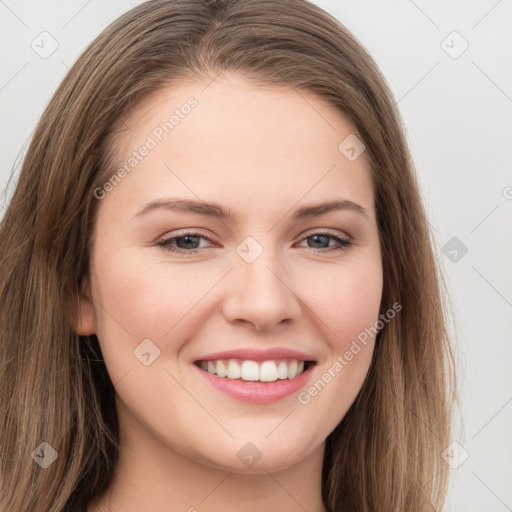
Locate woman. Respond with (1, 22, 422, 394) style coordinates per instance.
(0, 0, 455, 510)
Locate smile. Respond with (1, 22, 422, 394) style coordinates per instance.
(193, 348, 317, 404)
(195, 358, 314, 382)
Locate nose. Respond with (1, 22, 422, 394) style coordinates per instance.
(222, 247, 302, 332)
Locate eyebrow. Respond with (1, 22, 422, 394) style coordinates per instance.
(131, 197, 369, 221)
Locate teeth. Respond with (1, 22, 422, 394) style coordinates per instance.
(241, 360, 259, 381)
(260, 361, 278, 382)
(227, 360, 241, 379)
(198, 358, 308, 382)
(277, 361, 288, 380)
(216, 360, 227, 378)
(288, 360, 298, 379)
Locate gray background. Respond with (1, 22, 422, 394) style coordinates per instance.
(1, 1, 511, 510)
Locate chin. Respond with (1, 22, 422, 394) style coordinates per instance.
(182, 436, 320, 475)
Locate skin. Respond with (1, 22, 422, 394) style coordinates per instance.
(77, 72, 383, 512)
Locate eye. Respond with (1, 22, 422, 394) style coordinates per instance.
(296, 232, 353, 252)
(156, 232, 216, 254)
(156, 230, 353, 254)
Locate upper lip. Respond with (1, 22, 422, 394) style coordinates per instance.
(195, 347, 317, 363)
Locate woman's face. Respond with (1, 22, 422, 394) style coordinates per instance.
(78, 73, 383, 473)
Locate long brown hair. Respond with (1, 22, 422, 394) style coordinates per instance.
(0, 1, 456, 510)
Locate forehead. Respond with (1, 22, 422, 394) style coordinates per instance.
(102, 73, 375, 221)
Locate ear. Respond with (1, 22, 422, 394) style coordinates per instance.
(75, 277, 96, 335)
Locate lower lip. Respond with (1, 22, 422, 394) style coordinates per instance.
(194, 363, 315, 404)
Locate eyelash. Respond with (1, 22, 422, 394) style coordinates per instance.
(156, 231, 353, 254)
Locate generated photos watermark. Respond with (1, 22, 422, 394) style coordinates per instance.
(297, 302, 402, 405)
(93, 96, 198, 200)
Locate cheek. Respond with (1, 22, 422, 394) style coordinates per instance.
(291, 262, 381, 430)
(95, 246, 219, 325)
(299, 260, 383, 351)
(90, 249, 216, 380)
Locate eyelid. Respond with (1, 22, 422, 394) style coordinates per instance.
(155, 230, 218, 253)
(299, 227, 351, 241)
(156, 228, 218, 243)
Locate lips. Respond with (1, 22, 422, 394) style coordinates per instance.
(193, 348, 316, 403)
